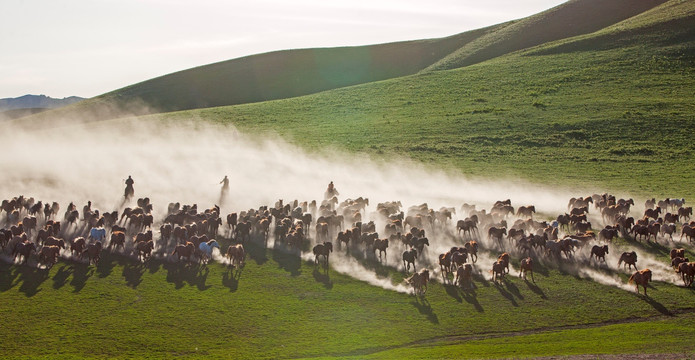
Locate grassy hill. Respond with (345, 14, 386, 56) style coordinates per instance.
(152, 0, 695, 200)
(4, 0, 695, 358)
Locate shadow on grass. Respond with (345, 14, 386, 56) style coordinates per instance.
(313, 267, 333, 289)
(493, 278, 519, 306)
(222, 264, 243, 292)
(52, 264, 71, 289)
(410, 295, 439, 324)
(10, 265, 51, 297)
(70, 262, 94, 293)
(272, 244, 301, 276)
(525, 279, 547, 299)
(122, 261, 146, 288)
(164, 261, 211, 290)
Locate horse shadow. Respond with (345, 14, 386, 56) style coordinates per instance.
(504, 279, 524, 300)
(52, 264, 72, 289)
(246, 241, 268, 266)
(525, 279, 547, 299)
(15, 265, 50, 297)
(122, 261, 146, 288)
(164, 261, 211, 290)
(312, 268, 333, 289)
(493, 279, 519, 306)
(272, 246, 301, 277)
(443, 283, 462, 303)
(461, 286, 484, 312)
(70, 262, 94, 292)
(222, 266, 242, 292)
(635, 289, 673, 316)
(410, 296, 439, 324)
(96, 251, 121, 278)
(0, 262, 19, 292)
(472, 271, 491, 288)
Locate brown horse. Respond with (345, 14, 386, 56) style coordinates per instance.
(628, 269, 652, 295)
(465, 241, 478, 263)
(406, 268, 430, 295)
(590, 245, 609, 263)
(488, 226, 507, 245)
(519, 257, 534, 282)
(313, 242, 333, 268)
(438, 252, 452, 278)
(44, 236, 65, 250)
(516, 205, 536, 218)
(109, 231, 126, 251)
(172, 242, 195, 262)
(598, 228, 618, 242)
(618, 251, 638, 271)
(12, 241, 36, 264)
(226, 244, 245, 268)
(678, 207, 692, 222)
(83, 241, 103, 265)
(38, 245, 60, 268)
(450, 250, 467, 273)
(497, 252, 510, 274)
(373, 238, 388, 259)
(670, 248, 685, 260)
(135, 240, 154, 261)
(71, 237, 86, 257)
(676, 262, 695, 287)
(680, 225, 695, 242)
(402, 248, 417, 273)
(455, 263, 473, 288)
(671, 257, 689, 270)
(491, 260, 507, 282)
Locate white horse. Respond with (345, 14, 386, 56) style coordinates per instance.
(198, 240, 220, 264)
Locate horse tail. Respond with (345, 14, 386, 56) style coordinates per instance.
(171, 247, 178, 256)
(628, 273, 636, 284)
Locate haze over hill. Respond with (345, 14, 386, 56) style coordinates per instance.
(0, 94, 85, 120)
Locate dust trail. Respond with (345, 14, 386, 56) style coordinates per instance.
(0, 116, 677, 292)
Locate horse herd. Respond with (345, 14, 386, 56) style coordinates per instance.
(1, 190, 694, 296)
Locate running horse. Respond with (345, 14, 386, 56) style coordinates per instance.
(198, 240, 220, 264)
(628, 269, 652, 296)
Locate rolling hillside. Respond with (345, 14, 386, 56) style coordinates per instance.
(4, 1, 695, 358)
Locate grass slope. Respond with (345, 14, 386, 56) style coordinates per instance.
(424, 0, 671, 72)
(154, 0, 695, 200)
(1, 235, 694, 359)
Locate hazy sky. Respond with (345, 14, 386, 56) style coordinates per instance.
(1, 0, 566, 99)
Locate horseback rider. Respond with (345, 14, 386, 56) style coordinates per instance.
(124, 175, 135, 198)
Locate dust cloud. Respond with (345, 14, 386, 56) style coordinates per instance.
(0, 116, 688, 293)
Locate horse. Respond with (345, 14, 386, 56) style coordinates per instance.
(312, 242, 333, 268)
(670, 248, 685, 260)
(402, 248, 417, 273)
(519, 257, 534, 282)
(89, 227, 107, 242)
(488, 226, 507, 245)
(455, 263, 473, 288)
(450, 250, 468, 273)
(516, 205, 536, 218)
(44, 236, 65, 250)
(71, 237, 86, 257)
(676, 262, 695, 287)
(618, 251, 638, 271)
(405, 268, 430, 295)
(590, 245, 609, 263)
(135, 240, 154, 262)
(491, 260, 507, 282)
(671, 257, 689, 270)
(465, 241, 478, 263)
(226, 244, 245, 268)
(109, 231, 126, 251)
(680, 225, 695, 242)
(38, 245, 61, 268)
(172, 242, 196, 262)
(598, 228, 618, 242)
(414, 237, 429, 257)
(198, 240, 220, 264)
(83, 241, 103, 265)
(438, 252, 452, 278)
(373, 238, 388, 259)
(628, 269, 652, 295)
(12, 241, 36, 264)
(678, 207, 692, 222)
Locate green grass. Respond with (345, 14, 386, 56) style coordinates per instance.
(1, 235, 694, 359)
(5, 1, 695, 358)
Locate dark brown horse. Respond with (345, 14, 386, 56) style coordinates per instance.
(38, 245, 60, 268)
(618, 251, 638, 271)
(590, 245, 609, 263)
(12, 241, 36, 264)
(402, 248, 417, 273)
(313, 242, 333, 268)
(465, 241, 478, 263)
(83, 241, 103, 265)
(455, 263, 473, 288)
(406, 268, 430, 295)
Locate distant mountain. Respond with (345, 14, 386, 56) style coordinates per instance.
(0, 94, 85, 111)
